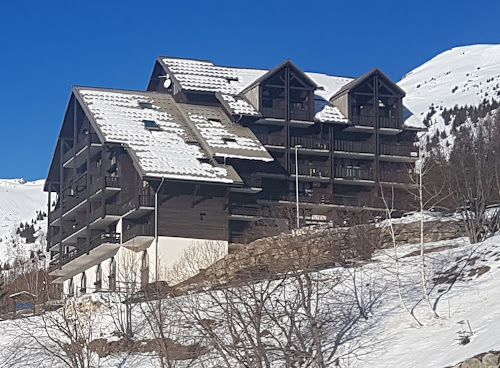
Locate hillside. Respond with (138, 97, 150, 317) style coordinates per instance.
(0, 179, 48, 265)
(0, 226, 499, 367)
(399, 44, 500, 121)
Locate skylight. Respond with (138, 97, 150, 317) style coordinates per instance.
(143, 120, 161, 131)
(139, 102, 154, 109)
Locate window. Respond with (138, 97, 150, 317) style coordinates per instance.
(200, 213, 206, 220)
(108, 257, 116, 292)
(80, 272, 87, 294)
(143, 120, 161, 131)
(95, 264, 102, 291)
(141, 251, 150, 287)
(68, 277, 74, 297)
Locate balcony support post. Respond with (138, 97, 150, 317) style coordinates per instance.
(58, 138, 65, 268)
(295, 145, 301, 229)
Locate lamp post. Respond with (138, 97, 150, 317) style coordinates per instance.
(295, 145, 302, 229)
(155, 178, 165, 282)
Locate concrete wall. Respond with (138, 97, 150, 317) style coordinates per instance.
(62, 236, 228, 296)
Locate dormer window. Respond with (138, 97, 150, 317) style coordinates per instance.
(139, 101, 153, 109)
(143, 120, 161, 131)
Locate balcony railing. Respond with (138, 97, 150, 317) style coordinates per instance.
(50, 206, 62, 222)
(261, 106, 286, 120)
(290, 108, 313, 121)
(290, 136, 330, 150)
(351, 115, 375, 127)
(291, 163, 330, 178)
(256, 133, 286, 147)
(241, 175, 262, 188)
(379, 170, 412, 184)
(61, 232, 120, 265)
(62, 187, 89, 212)
(89, 204, 122, 223)
(122, 224, 155, 244)
(379, 116, 400, 129)
(334, 167, 374, 181)
(90, 176, 121, 195)
(230, 204, 261, 217)
(62, 133, 100, 164)
(334, 140, 375, 154)
(281, 193, 333, 204)
(261, 106, 313, 121)
(62, 219, 87, 240)
(380, 144, 418, 157)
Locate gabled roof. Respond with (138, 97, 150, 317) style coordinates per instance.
(176, 103, 273, 162)
(240, 59, 318, 95)
(331, 68, 406, 99)
(73, 87, 241, 184)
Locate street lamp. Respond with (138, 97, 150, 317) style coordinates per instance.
(294, 145, 302, 229)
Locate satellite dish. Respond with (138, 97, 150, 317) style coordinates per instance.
(163, 75, 172, 89)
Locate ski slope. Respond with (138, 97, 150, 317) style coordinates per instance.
(0, 179, 48, 263)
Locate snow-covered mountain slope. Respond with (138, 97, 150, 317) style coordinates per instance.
(399, 44, 500, 120)
(0, 179, 48, 264)
(399, 44, 500, 149)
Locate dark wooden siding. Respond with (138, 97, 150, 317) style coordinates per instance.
(158, 195, 228, 240)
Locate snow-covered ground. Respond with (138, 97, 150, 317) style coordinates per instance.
(0, 179, 48, 264)
(0, 229, 498, 367)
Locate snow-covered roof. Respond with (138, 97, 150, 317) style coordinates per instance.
(218, 94, 261, 116)
(160, 57, 355, 124)
(177, 103, 273, 162)
(75, 87, 240, 184)
(159, 57, 425, 128)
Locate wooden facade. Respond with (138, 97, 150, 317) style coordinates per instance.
(45, 58, 421, 275)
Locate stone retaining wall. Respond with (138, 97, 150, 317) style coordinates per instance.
(449, 351, 500, 368)
(200, 219, 465, 283)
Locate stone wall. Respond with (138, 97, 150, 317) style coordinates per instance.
(195, 219, 465, 285)
(449, 351, 500, 368)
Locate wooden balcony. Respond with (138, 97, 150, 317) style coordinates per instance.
(230, 174, 263, 194)
(89, 204, 122, 229)
(378, 116, 400, 129)
(260, 106, 313, 122)
(90, 176, 121, 198)
(333, 140, 375, 156)
(229, 204, 262, 221)
(291, 136, 330, 151)
(62, 133, 101, 168)
(122, 194, 155, 219)
(122, 224, 155, 250)
(60, 232, 120, 266)
(380, 144, 418, 162)
(379, 170, 413, 184)
(334, 167, 374, 181)
(351, 115, 375, 127)
(61, 219, 87, 243)
(291, 163, 330, 179)
(256, 133, 286, 147)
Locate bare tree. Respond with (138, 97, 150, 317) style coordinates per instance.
(164, 240, 227, 285)
(432, 112, 500, 243)
(379, 185, 423, 327)
(4, 296, 110, 368)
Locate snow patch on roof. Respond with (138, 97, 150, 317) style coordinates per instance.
(220, 94, 260, 116)
(314, 99, 349, 124)
(78, 89, 234, 183)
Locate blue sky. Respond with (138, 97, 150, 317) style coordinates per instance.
(1, 0, 498, 181)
